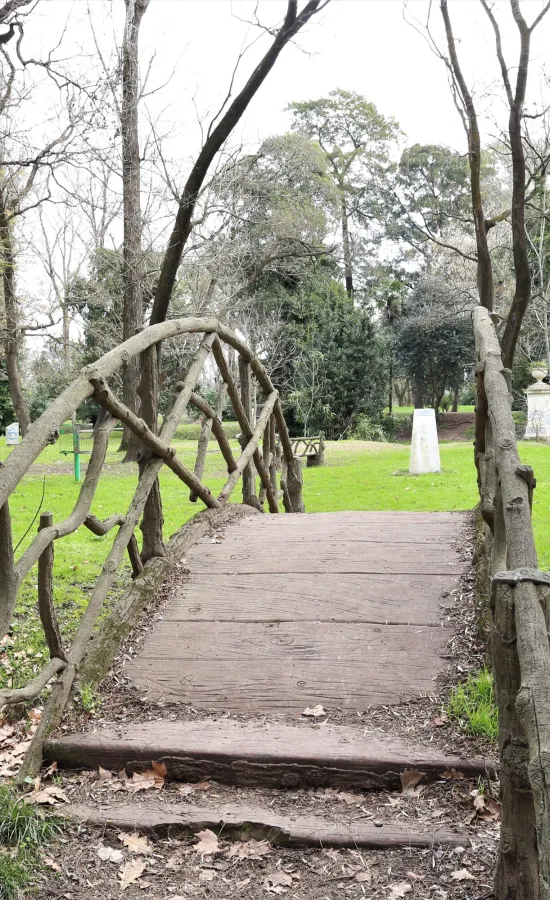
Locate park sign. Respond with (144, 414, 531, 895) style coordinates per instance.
(409, 408, 440, 475)
(5, 422, 19, 445)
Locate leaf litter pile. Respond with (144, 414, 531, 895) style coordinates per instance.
(30, 753, 499, 899)
(1, 515, 500, 897)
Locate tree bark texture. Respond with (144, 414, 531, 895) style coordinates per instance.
(120, 0, 149, 461)
(474, 306, 550, 899)
(340, 189, 354, 298)
(138, 342, 166, 562)
(0, 193, 30, 434)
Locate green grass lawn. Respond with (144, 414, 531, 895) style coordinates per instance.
(1, 433, 550, 689)
(388, 405, 476, 415)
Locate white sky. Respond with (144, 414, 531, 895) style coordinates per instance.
(24, 0, 550, 161)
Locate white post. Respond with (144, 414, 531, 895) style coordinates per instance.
(5, 423, 20, 446)
(409, 408, 441, 475)
(525, 367, 550, 441)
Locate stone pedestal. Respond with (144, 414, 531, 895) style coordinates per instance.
(409, 408, 441, 475)
(525, 367, 550, 440)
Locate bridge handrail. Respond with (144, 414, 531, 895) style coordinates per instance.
(474, 306, 550, 892)
(0, 318, 304, 776)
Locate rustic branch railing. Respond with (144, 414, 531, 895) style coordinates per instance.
(0, 318, 304, 776)
(474, 307, 550, 899)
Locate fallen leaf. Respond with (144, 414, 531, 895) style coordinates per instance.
(264, 872, 293, 894)
(451, 868, 475, 882)
(118, 858, 146, 890)
(199, 871, 216, 882)
(194, 828, 219, 855)
(129, 767, 165, 793)
(98, 767, 113, 781)
(400, 768, 425, 796)
(43, 856, 61, 872)
(406, 871, 425, 880)
(302, 705, 325, 718)
(227, 839, 271, 860)
(432, 713, 448, 727)
(386, 796, 402, 807)
(151, 760, 167, 780)
(28, 785, 69, 805)
(442, 768, 464, 781)
(355, 870, 371, 883)
(97, 846, 124, 864)
(470, 789, 500, 820)
(337, 791, 357, 804)
(389, 883, 412, 898)
(118, 832, 151, 855)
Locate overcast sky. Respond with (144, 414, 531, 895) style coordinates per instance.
(25, 0, 550, 163)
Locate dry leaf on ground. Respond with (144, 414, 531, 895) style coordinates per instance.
(97, 846, 124, 864)
(118, 858, 146, 890)
(118, 832, 151, 855)
(151, 760, 167, 779)
(194, 828, 219, 855)
(400, 769, 425, 796)
(355, 870, 371, 883)
(227, 839, 271, 860)
(28, 784, 69, 805)
(451, 868, 475, 881)
(264, 872, 293, 894)
(442, 768, 464, 781)
(470, 789, 501, 820)
(389, 883, 412, 898)
(302, 705, 325, 717)
(129, 765, 165, 793)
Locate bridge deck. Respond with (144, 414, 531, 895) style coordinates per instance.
(126, 511, 466, 713)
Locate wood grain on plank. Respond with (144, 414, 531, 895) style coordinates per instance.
(46, 720, 495, 785)
(134, 621, 450, 662)
(163, 573, 458, 624)
(64, 801, 470, 848)
(126, 656, 448, 710)
(187, 542, 464, 575)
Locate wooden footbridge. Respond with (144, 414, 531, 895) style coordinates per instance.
(3, 313, 550, 888)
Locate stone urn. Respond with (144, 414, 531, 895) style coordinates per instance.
(531, 365, 548, 385)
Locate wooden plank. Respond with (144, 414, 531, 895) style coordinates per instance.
(230, 511, 466, 526)
(187, 542, 464, 575)
(63, 801, 471, 848)
(211, 516, 461, 545)
(125, 646, 450, 711)
(134, 621, 450, 662)
(45, 720, 495, 790)
(163, 573, 458, 624)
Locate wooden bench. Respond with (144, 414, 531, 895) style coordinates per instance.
(289, 434, 325, 466)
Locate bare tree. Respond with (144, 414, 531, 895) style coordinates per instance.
(440, 0, 550, 368)
(120, 0, 149, 460)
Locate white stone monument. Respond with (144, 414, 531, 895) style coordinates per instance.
(5, 422, 19, 445)
(409, 408, 441, 475)
(525, 366, 550, 441)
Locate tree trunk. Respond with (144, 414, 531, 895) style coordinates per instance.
(120, 0, 149, 461)
(62, 300, 71, 373)
(340, 189, 354, 298)
(452, 386, 459, 412)
(500, 6, 531, 369)
(149, 1, 325, 329)
(0, 195, 30, 434)
(138, 342, 165, 562)
(441, 0, 494, 314)
(413, 381, 423, 409)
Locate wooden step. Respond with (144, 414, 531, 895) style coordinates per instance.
(63, 800, 471, 849)
(45, 719, 495, 790)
